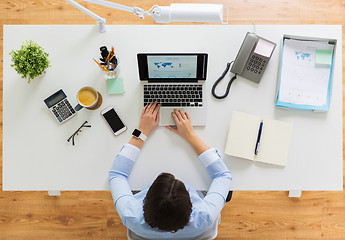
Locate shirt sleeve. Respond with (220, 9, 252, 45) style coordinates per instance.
(198, 148, 232, 220)
(109, 144, 140, 218)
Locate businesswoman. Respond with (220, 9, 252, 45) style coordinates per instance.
(109, 102, 232, 239)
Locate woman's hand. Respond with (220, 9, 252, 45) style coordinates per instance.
(138, 102, 160, 136)
(165, 109, 209, 155)
(165, 109, 196, 142)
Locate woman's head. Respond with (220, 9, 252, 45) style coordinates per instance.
(143, 173, 192, 232)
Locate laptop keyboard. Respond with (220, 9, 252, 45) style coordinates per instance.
(144, 84, 203, 107)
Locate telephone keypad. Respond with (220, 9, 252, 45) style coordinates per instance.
(247, 55, 266, 75)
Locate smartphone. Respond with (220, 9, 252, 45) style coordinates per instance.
(101, 106, 127, 135)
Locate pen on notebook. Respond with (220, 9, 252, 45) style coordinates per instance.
(255, 121, 263, 155)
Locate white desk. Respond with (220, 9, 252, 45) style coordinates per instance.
(3, 25, 343, 194)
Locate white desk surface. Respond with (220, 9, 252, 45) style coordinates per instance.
(3, 25, 343, 191)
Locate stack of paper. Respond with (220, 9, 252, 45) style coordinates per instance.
(276, 37, 335, 111)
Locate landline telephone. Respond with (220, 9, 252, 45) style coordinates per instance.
(212, 32, 276, 99)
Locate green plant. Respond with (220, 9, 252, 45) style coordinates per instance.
(10, 40, 51, 83)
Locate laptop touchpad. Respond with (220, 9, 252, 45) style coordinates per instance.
(159, 108, 176, 126)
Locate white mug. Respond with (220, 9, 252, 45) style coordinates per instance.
(74, 86, 99, 111)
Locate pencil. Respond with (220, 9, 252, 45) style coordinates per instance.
(93, 58, 103, 67)
(109, 46, 115, 61)
(93, 58, 107, 72)
(105, 50, 111, 61)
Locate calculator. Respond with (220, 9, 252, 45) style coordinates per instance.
(44, 89, 77, 124)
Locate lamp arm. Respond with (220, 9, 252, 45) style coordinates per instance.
(66, 1, 226, 24)
(81, 0, 148, 18)
(65, 0, 106, 24)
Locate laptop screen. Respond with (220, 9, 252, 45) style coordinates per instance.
(138, 53, 208, 82)
(147, 55, 198, 79)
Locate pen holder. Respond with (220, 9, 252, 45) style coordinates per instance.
(106, 63, 120, 78)
(94, 45, 120, 78)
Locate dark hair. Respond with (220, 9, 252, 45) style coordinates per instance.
(143, 173, 192, 232)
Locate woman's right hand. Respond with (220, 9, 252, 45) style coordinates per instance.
(165, 109, 196, 142)
(166, 109, 210, 155)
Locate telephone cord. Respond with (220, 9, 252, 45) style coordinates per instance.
(211, 61, 237, 99)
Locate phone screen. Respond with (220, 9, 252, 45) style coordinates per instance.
(102, 108, 125, 133)
(254, 38, 275, 58)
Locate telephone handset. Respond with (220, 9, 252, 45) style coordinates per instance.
(231, 32, 276, 83)
(211, 32, 276, 99)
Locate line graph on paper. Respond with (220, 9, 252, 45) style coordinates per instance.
(280, 69, 329, 106)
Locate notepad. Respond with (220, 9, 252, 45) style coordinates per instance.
(107, 77, 124, 94)
(224, 111, 293, 166)
(315, 49, 333, 67)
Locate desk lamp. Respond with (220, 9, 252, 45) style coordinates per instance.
(65, 0, 228, 32)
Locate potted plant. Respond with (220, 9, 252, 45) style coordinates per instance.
(10, 40, 51, 83)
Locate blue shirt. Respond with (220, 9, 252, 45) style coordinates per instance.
(109, 144, 232, 239)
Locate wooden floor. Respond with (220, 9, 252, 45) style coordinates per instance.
(1, 0, 344, 239)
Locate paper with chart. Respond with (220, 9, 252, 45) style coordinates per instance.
(278, 39, 334, 106)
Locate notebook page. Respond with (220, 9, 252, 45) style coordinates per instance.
(224, 111, 261, 161)
(256, 118, 293, 166)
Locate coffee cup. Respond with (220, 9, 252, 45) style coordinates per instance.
(74, 86, 100, 111)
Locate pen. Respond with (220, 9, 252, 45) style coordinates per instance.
(255, 121, 263, 155)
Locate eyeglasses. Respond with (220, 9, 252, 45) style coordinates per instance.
(67, 121, 91, 146)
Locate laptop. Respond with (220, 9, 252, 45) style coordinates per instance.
(137, 53, 208, 126)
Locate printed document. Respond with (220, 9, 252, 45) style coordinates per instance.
(278, 39, 334, 106)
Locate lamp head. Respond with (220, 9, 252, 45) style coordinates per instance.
(150, 4, 226, 24)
